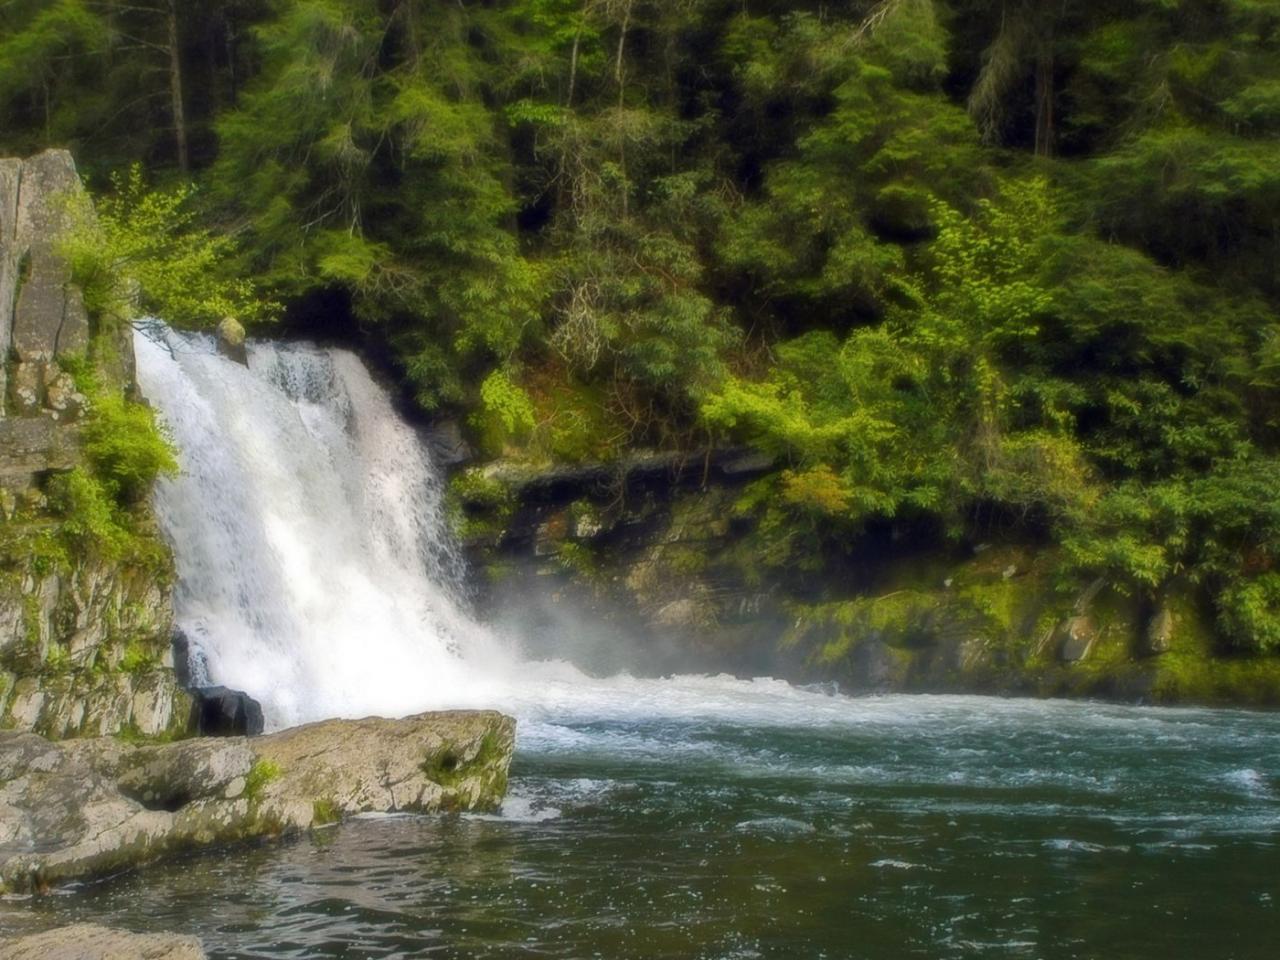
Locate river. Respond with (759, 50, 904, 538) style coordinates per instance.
(4, 685, 1278, 958)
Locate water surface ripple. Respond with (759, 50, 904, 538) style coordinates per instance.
(4, 692, 1278, 959)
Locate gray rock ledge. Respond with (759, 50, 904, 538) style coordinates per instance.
(0, 709, 515, 894)
(0, 924, 204, 960)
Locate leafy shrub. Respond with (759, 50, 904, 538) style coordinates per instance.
(80, 389, 178, 505)
(1217, 575, 1280, 654)
(473, 370, 536, 455)
(60, 165, 272, 330)
(46, 470, 130, 556)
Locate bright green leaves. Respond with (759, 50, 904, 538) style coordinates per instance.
(44, 353, 179, 561)
(1063, 458, 1280, 651)
(1219, 573, 1280, 654)
(707, 178, 1094, 553)
(903, 181, 1055, 351)
(79, 389, 178, 508)
(61, 166, 269, 332)
(472, 370, 538, 455)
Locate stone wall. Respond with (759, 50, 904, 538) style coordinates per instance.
(0, 150, 191, 738)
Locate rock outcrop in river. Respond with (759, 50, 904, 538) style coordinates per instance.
(0, 709, 514, 894)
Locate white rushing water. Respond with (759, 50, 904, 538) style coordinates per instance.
(135, 326, 513, 727)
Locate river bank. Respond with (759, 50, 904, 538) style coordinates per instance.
(452, 454, 1280, 708)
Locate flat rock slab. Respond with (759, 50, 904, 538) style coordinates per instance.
(0, 710, 514, 894)
(0, 924, 204, 960)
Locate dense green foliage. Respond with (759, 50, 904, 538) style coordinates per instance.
(61, 165, 271, 329)
(4, 0, 1278, 651)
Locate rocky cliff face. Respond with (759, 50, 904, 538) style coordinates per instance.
(0, 550, 189, 739)
(0, 151, 190, 738)
(453, 450, 790, 677)
(0, 151, 91, 452)
(455, 453, 1280, 705)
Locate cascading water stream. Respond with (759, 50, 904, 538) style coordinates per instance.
(135, 325, 502, 729)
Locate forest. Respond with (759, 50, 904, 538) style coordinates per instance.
(3, 0, 1279, 655)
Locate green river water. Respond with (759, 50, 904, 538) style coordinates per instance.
(3, 683, 1277, 959)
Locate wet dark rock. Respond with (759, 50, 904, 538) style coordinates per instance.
(170, 634, 263, 735)
(190, 685, 264, 737)
(717, 449, 776, 477)
(847, 639, 904, 691)
(424, 418, 474, 467)
(486, 447, 775, 507)
(170, 629, 200, 688)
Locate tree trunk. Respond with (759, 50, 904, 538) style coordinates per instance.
(567, 28, 581, 106)
(616, 0, 632, 219)
(167, 0, 189, 173)
(1033, 45, 1054, 158)
(615, 1, 631, 100)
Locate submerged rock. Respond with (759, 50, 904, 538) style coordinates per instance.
(0, 709, 515, 894)
(0, 924, 204, 960)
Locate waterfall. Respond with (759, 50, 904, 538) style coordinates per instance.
(134, 325, 496, 729)
(135, 324, 857, 737)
